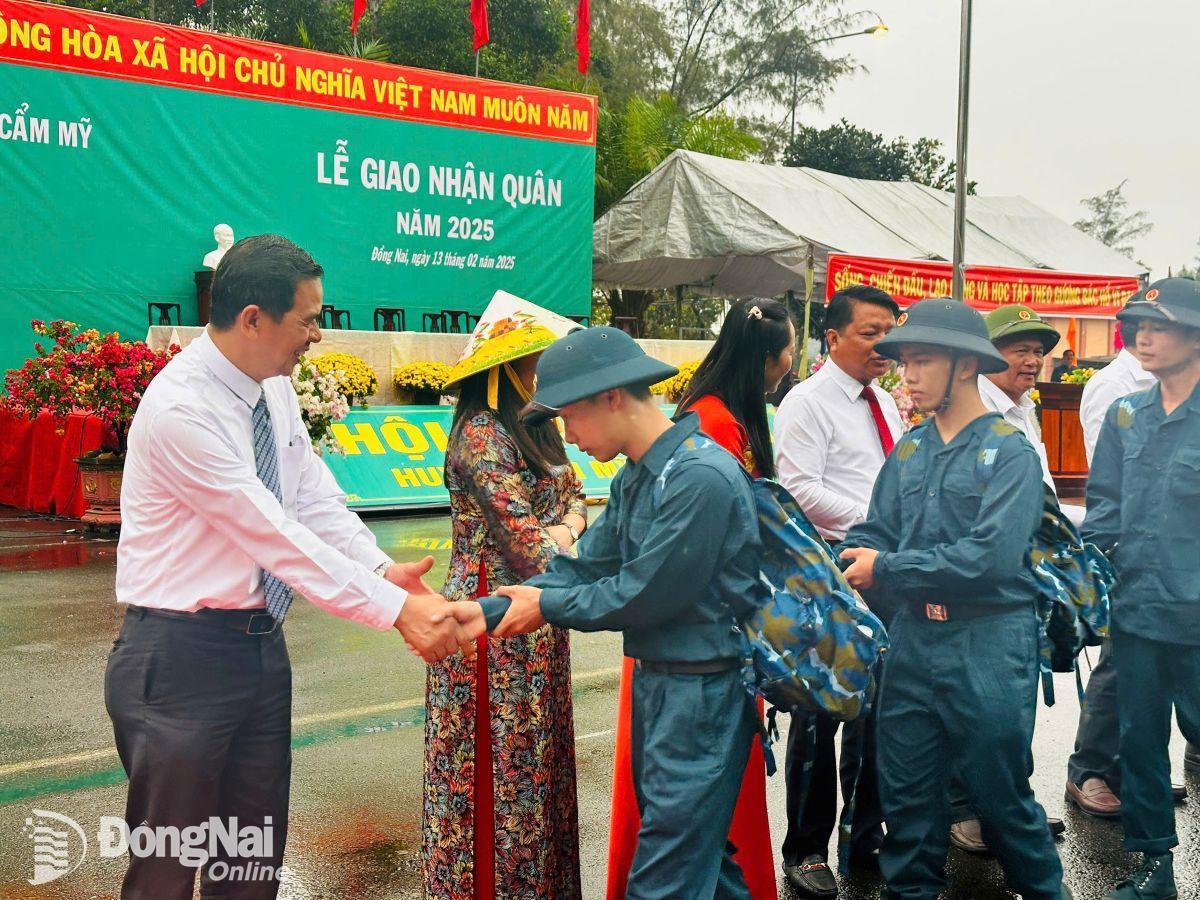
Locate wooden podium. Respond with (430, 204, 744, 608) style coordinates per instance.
(1038, 381, 1088, 499)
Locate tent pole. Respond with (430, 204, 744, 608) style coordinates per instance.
(798, 247, 815, 380)
(951, 0, 973, 302)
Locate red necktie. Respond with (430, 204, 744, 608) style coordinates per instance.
(861, 386, 895, 456)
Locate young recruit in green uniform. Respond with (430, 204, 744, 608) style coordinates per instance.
(839, 299, 1068, 900)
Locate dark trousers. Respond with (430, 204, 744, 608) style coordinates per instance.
(782, 707, 883, 865)
(1113, 630, 1200, 855)
(627, 666, 757, 900)
(1067, 638, 1122, 789)
(877, 609, 1063, 900)
(104, 607, 292, 900)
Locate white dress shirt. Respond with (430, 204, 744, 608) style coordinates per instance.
(116, 330, 406, 630)
(1079, 349, 1156, 463)
(978, 376, 1056, 493)
(774, 359, 903, 542)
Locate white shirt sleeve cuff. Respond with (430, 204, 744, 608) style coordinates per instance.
(363, 578, 407, 630)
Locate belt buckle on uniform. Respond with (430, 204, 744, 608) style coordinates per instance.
(924, 603, 949, 622)
(246, 612, 278, 635)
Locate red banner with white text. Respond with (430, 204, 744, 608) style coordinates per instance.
(826, 255, 1140, 318)
(0, 0, 596, 144)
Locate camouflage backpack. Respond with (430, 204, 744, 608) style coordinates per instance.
(894, 417, 1114, 705)
(652, 437, 889, 722)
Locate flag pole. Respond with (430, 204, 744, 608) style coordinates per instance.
(474, 50, 480, 77)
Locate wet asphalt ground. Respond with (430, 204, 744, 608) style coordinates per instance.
(0, 508, 1196, 899)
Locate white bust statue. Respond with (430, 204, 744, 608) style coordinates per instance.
(203, 224, 235, 270)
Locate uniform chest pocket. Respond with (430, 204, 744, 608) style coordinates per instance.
(620, 509, 653, 556)
(1172, 448, 1200, 498)
(898, 465, 928, 502)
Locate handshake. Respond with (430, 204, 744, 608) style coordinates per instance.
(383, 558, 548, 663)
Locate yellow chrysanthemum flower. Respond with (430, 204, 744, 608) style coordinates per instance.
(652, 361, 702, 402)
(312, 352, 379, 400)
(393, 362, 453, 393)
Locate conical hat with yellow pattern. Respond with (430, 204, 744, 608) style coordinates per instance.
(444, 290, 581, 388)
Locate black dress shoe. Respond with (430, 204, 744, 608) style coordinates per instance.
(1048, 816, 1067, 837)
(784, 854, 839, 898)
(1171, 783, 1187, 803)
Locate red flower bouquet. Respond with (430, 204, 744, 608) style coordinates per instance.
(3, 319, 178, 454)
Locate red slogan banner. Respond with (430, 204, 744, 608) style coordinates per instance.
(0, 0, 597, 145)
(826, 254, 1140, 318)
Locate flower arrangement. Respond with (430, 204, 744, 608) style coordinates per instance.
(877, 365, 924, 429)
(312, 351, 378, 403)
(291, 357, 349, 456)
(653, 360, 702, 402)
(2, 319, 177, 453)
(393, 361, 452, 395)
(1060, 368, 1097, 385)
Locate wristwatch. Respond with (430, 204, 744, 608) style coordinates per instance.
(374, 561, 392, 577)
(565, 522, 581, 543)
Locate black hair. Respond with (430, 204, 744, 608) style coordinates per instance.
(825, 284, 900, 334)
(621, 383, 652, 401)
(210, 234, 324, 329)
(451, 367, 568, 479)
(677, 298, 792, 478)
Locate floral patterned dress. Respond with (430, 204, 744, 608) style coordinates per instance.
(423, 409, 586, 900)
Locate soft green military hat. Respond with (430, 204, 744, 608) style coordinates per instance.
(984, 304, 1061, 354)
(521, 326, 678, 425)
(1117, 277, 1200, 330)
(874, 298, 1009, 374)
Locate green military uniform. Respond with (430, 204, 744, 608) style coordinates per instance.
(842, 299, 1066, 900)
(1085, 278, 1200, 900)
(480, 327, 765, 900)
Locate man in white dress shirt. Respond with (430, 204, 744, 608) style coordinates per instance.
(977, 305, 1061, 492)
(774, 284, 902, 897)
(106, 235, 470, 899)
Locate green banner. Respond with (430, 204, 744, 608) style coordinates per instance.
(0, 0, 596, 376)
(325, 406, 625, 510)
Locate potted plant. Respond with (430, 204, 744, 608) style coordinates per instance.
(2, 320, 177, 528)
(393, 361, 452, 405)
(311, 351, 379, 407)
(291, 356, 350, 456)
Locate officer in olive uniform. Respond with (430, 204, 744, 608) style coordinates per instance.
(1085, 278, 1200, 900)
(839, 299, 1068, 900)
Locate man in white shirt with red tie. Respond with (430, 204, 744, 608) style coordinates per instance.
(106, 234, 471, 899)
(774, 284, 902, 897)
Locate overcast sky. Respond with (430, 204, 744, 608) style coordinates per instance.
(801, 0, 1199, 278)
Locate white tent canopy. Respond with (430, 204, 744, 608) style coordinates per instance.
(592, 150, 1146, 297)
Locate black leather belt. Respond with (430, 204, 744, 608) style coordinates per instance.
(634, 658, 740, 675)
(127, 605, 279, 635)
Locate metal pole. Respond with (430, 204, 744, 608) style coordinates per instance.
(674, 285, 684, 339)
(798, 246, 815, 379)
(474, 51, 480, 77)
(951, 0, 972, 302)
